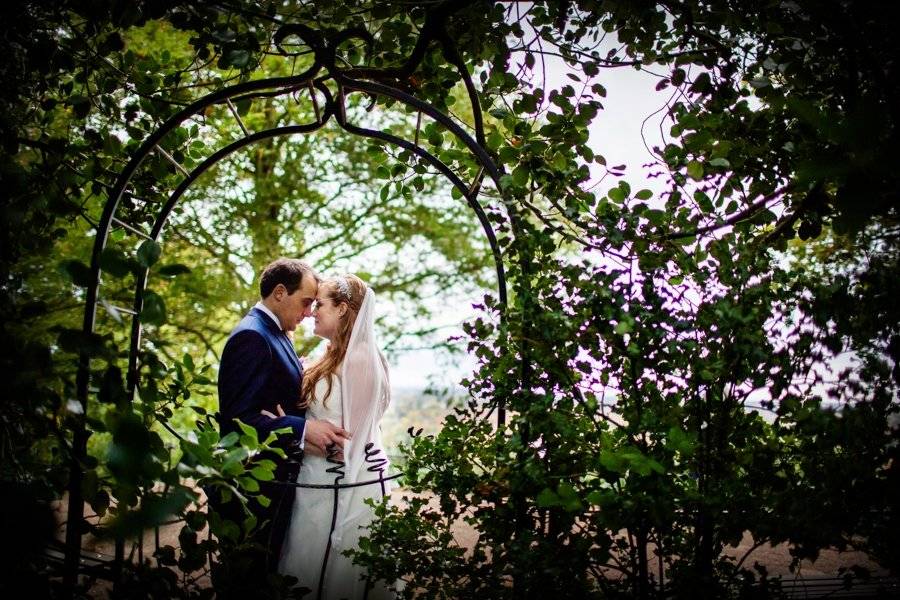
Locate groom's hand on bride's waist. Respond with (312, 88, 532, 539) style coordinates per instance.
(303, 419, 351, 458)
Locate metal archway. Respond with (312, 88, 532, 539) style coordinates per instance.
(64, 21, 512, 588)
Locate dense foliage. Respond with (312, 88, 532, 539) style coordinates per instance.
(1, 0, 897, 598)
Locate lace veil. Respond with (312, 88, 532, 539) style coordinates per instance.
(334, 285, 392, 534)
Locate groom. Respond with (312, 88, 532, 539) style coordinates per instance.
(214, 258, 351, 580)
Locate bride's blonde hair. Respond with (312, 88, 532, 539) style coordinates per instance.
(299, 274, 368, 409)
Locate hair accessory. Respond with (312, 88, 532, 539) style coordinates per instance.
(335, 276, 351, 300)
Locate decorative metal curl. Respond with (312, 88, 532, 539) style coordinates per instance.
(273, 22, 324, 57)
(273, 22, 375, 73)
(364, 442, 389, 497)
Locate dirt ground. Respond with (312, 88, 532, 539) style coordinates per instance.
(54, 487, 888, 588)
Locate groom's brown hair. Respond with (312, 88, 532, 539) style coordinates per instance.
(259, 258, 319, 298)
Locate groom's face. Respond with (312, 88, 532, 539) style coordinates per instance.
(274, 276, 318, 332)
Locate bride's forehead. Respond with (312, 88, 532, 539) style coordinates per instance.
(317, 281, 338, 297)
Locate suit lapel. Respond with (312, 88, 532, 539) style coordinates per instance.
(251, 308, 302, 376)
(276, 332, 303, 375)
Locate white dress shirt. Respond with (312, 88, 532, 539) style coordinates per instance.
(254, 301, 283, 330)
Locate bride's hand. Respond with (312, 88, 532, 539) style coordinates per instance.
(260, 404, 287, 419)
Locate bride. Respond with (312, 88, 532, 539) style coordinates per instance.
(270, 274, 395, 599)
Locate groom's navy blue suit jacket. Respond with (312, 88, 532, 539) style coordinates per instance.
(215, 307, 305, 570)
(218, 307, 306, 443)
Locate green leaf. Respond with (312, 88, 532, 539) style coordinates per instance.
(686, 161, 704, 180)
(599, 451, 627, 473)
(634, 189, 653, 200)
(427, 131, 443, 147)
(256, 459, 277, 471)
(238, 476, 260, 492)
(666, 426, 695, 455)
(236, 420, 259, 445)
(608, 187, 626, 203)
(262, 426, 293, 448)
(219, 432, 239, 448)
(645, 209, 666, 226)
(511, 165, 529, 187)
(140, 290, 167, 326)
(136, 240, 162, 268)
(57, 329, 108, 357)
(59, 260, 93, 287)
(552, 153, 568, 171)
(536, 488, 561, 508)
(586, 490, 609, 506)
(70, 96, 91, 119)
(614, 318, 633, 335)
(157, 263, 191, 277)
(798, 219, 822, 240)
(694, 191, 714, 213)
(100, 248, 134, 278)
(235, 98, 251, 115)
(689, 72, 712, 94)
(222, 447, 249, 475)
(211, 29, 237, 44)
(219, 49, 251, 69)
(250, 466, 274, 481)
(556, 482, 583, 512)
(487, 129, 503, 150)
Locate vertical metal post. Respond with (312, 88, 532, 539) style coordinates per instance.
(308, 81, 321, 123)
(414, 111, 422, 147)
(225, 98, 251, 137)
(62, 353, 91, 592)
(64, 267, 101, 593)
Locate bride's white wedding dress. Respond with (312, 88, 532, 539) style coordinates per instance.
(278, 287, 394, 600)
(278, 377, 393, 599)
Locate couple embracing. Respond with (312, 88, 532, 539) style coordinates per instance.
(214, 258, 394, 599)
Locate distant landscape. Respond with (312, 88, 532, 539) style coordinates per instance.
(380, 385, 460, 459)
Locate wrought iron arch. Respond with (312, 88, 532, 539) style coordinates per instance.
(63, 20, 512, 589)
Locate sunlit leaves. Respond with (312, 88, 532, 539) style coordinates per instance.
(511, 165, 529, 187)
(686, 160, 704, 180)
